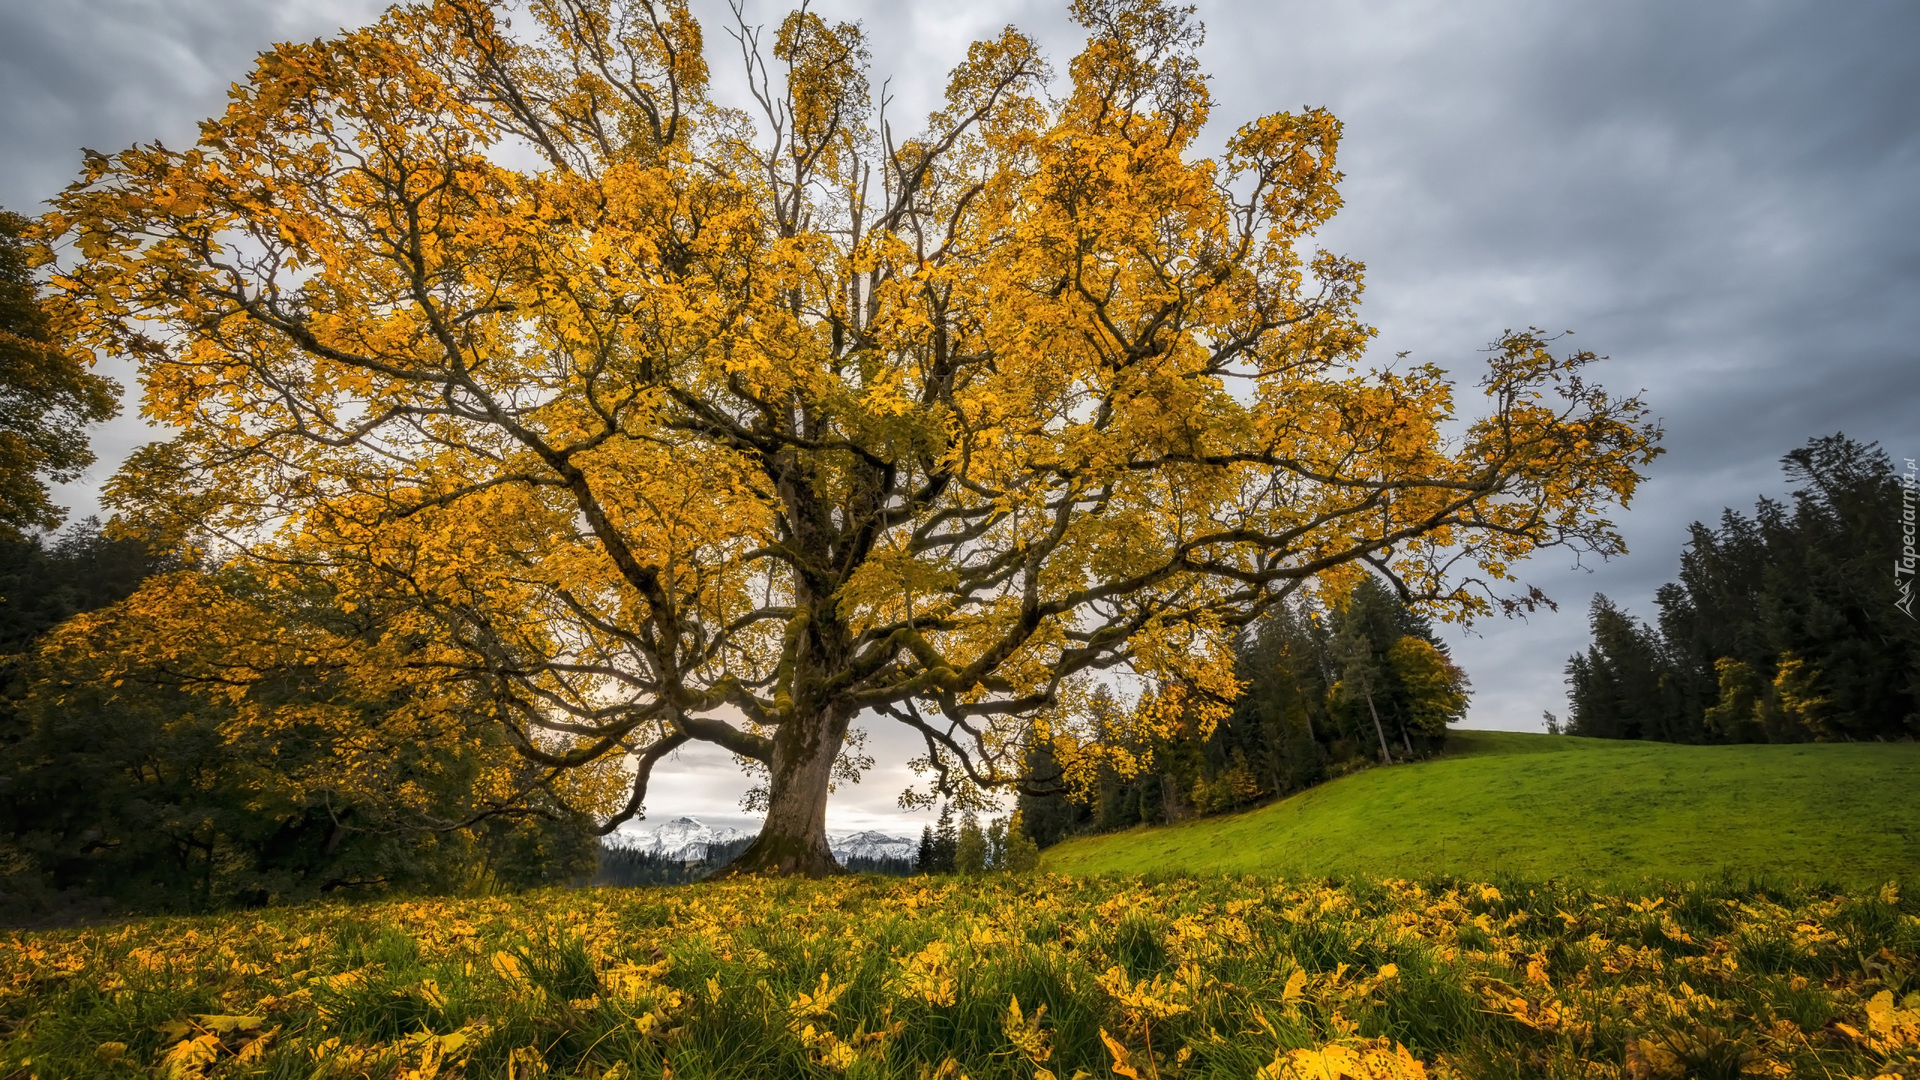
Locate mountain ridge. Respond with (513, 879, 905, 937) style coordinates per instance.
(609, 816, 916, 864)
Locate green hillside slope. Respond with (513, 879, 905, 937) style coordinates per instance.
(1041, 730, 1920, 886)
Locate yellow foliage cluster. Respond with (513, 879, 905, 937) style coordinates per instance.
(2, 874, 1916, 1079)
(1256, 1042, 1428, 1080)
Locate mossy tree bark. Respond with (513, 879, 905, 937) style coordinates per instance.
(720, 704, 850, 878)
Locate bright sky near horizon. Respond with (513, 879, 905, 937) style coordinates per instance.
(2, 0, 1915, 836)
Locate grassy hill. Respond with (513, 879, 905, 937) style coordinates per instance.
(1041, 729, 1920, 886)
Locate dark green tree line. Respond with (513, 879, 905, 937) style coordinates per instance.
(1563, 434, 1919, 743)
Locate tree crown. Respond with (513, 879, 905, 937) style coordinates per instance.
(51, 0, 1659, 831)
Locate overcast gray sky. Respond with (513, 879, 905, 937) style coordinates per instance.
(3, 0, 1915, 836)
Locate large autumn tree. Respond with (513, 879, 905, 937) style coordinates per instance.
(50, 0, 1659, 875)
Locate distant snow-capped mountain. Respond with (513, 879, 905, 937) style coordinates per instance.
(610, 817, 915, 864)
(830, 830, 917, 862)
(609, 816, 749, 862)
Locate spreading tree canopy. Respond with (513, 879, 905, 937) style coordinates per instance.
(51, 0, 1659, 875)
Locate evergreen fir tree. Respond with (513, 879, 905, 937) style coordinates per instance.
(931, 804, 958, 873)
(1564, 595, 1685, 741)
(915, 825, 935, 874)
(1223, 605, 1328, 798)
(1322, 576, 1466, 763)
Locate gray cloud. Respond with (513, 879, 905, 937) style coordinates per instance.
(4, 0, 1915, 827)
(1236, 0, 1920, 727)
(0, 0, 387, 210)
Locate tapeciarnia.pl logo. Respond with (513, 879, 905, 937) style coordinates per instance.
(1899, 457, 1916, 619)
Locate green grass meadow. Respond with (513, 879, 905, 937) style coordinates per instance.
(1041, 730, 1920, 887)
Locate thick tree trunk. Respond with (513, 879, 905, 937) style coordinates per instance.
(720, 704, 850, 878)
(1365, 691, 1394, 765)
